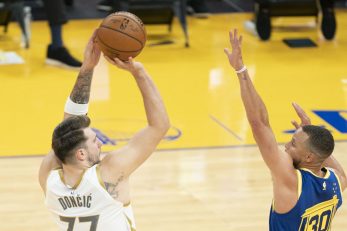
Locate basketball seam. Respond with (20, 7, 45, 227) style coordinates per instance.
(97, 33, 143, 53)
(99, 25, 144, 48)
(110, 12, 146, 35)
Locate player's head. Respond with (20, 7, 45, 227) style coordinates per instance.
(52, 115, 102, 166)
(285, 125, 334, 168)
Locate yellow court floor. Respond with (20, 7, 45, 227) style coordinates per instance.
(0, 11, 346, 230)
(1, 12, 347, 156)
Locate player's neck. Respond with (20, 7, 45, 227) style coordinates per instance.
(61, 164, 87, 187)
(298, 162, 325, 177)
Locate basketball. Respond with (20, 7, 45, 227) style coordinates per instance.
(96, 11, 147, 61)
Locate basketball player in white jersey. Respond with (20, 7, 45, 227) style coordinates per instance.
(38, 30, 170, 231)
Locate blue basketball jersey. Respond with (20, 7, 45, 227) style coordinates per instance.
(269, 168, 343, 231)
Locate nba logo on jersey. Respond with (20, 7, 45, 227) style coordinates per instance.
(323, 181, 327, 191)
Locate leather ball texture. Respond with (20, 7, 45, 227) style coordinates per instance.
(96, 11, 147, 61)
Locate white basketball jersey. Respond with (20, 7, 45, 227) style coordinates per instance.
(45, 165, 136, 231)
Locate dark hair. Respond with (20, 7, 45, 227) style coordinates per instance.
(52, 115, 91, 164)
(302, 125, 334, 159)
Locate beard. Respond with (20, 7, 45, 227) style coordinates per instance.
(87, 151, 101, 166)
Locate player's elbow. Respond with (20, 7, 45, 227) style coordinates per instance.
(159, 119, 171, 135)
(151, 118, 170, 136)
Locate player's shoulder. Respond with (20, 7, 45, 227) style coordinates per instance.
(39, 151, 62, 192)
(299, 167, 345, 191)
(326, 167, 347, 192)
(99, 150, 127, 181)
(100, 146, 130, 168)
(39, 165, 62, 194)
(271, 150, 297, 183)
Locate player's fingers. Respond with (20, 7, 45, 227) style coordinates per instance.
(94, 43, 101, 52)
(113, 57, 124, 67)
(292, 102, 303, 116)
(229, 31, 233, 43)
(291, 120, 300, 129)
(127, 57, 134, 64)
(292, 102, 305, 113)
(293, 102, 309, 119)
(224, 48, 231, 56)
(92, 29, 98, 39)
(239, 35, 243, 45)
(292, 102, 312, 125)
(234, 29, 238, 43)
(104, 55, 117, 65)
(90, 29, 98, 44)
(303, 115, 311, 124)
(103, 55, 111, 62)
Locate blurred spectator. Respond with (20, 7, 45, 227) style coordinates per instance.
(187, 0, 210, 18)
(97, 0, 210, 18)
(42, 0, 82, 69)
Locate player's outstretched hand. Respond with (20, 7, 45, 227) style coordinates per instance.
(224, 29, 244, 71)
(104, 56, 144, 76)
(291, 102, 312, 129)
(82, 29, 101, 71)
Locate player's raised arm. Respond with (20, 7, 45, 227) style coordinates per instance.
(39, 30, 101, 191)
(101, 56, 170, 178)
(64, 30, 101, 119)
(224, 29, 296, 179)
(224, 30, 298, 214)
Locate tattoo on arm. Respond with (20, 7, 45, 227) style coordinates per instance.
(104, 174, 124, 199)
(70, 70, 94, 104)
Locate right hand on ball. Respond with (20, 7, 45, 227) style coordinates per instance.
(81, 29, 101, 71)
(104, 56, 144, 76)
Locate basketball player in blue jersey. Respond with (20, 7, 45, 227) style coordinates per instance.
(38, 30, 170, 231)
(224, 29, 346, 230)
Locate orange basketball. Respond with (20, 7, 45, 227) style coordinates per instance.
(96, 11, 147, 61)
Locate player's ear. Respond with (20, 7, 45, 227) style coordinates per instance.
(75, 148, 87, 161)
(305, 152, 315, 163)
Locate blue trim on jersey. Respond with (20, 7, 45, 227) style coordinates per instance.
(269, 168, 343, 231)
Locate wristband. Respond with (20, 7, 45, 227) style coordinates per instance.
(64, 97, 89, 115)
(235, 66, 247, 74)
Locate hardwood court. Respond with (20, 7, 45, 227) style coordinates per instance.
(0, 11, 346, 230)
